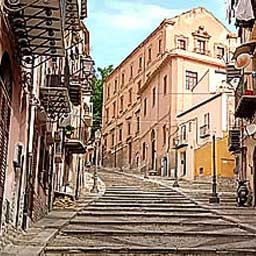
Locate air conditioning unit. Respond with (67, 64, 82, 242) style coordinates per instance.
(228, 129, 240, 152)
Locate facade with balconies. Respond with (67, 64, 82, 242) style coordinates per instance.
(227, 0, 256, 205)
(0, 0, 94, 236)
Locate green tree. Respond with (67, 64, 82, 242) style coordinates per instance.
(92, 65, 114, 134)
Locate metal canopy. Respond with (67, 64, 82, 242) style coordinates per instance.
(65, 140, 86, 154)
(235, 95, 256, 118)
(65, 0, 80, 31)
(5, 0, 65, 57)
(40, 87, 71, 119)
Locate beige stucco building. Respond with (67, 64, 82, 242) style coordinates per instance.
(102, 7, 237, 176)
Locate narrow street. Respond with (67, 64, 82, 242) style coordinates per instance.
(43, 170, 256, 256)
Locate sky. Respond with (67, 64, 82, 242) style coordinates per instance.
(85, 0, 231, 69)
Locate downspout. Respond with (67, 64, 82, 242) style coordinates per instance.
(22, 58, 35, 230)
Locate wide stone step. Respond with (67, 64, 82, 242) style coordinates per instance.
(102, 194, 184, 198)
(100, 196, 190, 200)
(78, 211, 218, 218)
(84, 207, 208, 213)
(44, 246, 256, 256)
(90, 203, 198, 207)
(60, 229, 255, 238)
(69, 219, 236, 227)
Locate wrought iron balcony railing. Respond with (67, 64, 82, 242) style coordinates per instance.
(235, 75, 256, 119)
(200, 124, 210, 138)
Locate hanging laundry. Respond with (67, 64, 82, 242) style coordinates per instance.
(235, 0, 255, 21)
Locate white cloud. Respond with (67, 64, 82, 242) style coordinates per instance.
(90, 1, 184, 31)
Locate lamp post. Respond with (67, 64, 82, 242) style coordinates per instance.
(173, 138, 180, 187)
(144, 143, 149, 178)
(209, 134, 220, 204)
(90, 129, 101, 193)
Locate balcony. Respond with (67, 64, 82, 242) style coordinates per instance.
(65, 116, 87, 154)
(40, 74, 71, 120)
(174, 136, 188, 149)
(200, 124, 210, 138)
(228, 129, 240, 152)
(4, 0, 66, 61)
(235, 77, 256, 119)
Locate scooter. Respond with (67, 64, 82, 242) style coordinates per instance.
(236, 180, 249, 207)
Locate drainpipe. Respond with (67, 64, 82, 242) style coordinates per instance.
(22, 86, 33, 229)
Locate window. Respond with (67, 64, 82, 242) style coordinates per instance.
(120, 96, 124, 112)
(142, 142, 146, 160)
(106, 108, 109, 122)
(204, 113, 210, 128)
(163, 125, 167, 145)
(114, 79, 118, 93)
(180, 125, 186, 141)
(152, 87, 156, 107)
(163, 75, 167, 95)
(136, 115, 140, 133)
(177, 39, 186, 50)
(111, 130, 115, 146)
(121, 72, 125, 86)
(196, 39, 206, 54)
(130, 65, 133, 79)
(128, 88, 132, 106)
(139, 56, 143, 71)
(104, 136, 108, 149)
(144, 98, 147, 116)
(112, 102, 116, 118)
(217, 46, 225, 59)
(107, 85, 110, 99)
(189, 122, 192, 132)
(137, 80, 141, 92)
(118, 126, 123, 141)
(148, 47, 152, 63)
(127, 119, 131, 135)
(185, 71, 198, 90)
(158, 39, 162, 55)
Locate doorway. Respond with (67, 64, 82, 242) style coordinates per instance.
(180, 151, 186, 176)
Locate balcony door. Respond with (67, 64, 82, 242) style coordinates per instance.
(180, 151, 186, 176)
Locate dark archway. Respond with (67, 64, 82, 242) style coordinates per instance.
(0, 51, 13, 227)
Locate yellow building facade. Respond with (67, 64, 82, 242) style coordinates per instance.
(194, 136, 235, 178)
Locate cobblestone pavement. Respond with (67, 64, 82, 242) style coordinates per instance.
(43, 170, 256, 256)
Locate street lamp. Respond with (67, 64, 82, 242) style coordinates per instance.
(90, 129, 101, 193)
(209, 134, 220, 204)
(144, 143, 149, 178)
(173, 138, 180, 187)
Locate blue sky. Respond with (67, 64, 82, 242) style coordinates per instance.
(85, 0, 232, 69)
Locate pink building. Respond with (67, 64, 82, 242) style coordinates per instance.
(102, 7, 237, 176)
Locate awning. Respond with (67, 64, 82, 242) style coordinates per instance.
(40, 87, 71, 119)
(233, 41, 256, 59)
(5, 0, 65, 57)
(65, 140, 86, 154)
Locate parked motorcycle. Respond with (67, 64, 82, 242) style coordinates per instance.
(236, 180, 249, 207)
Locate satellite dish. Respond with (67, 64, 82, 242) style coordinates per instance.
(235, 53, 251, 69)
(245, 124, 256, 136)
